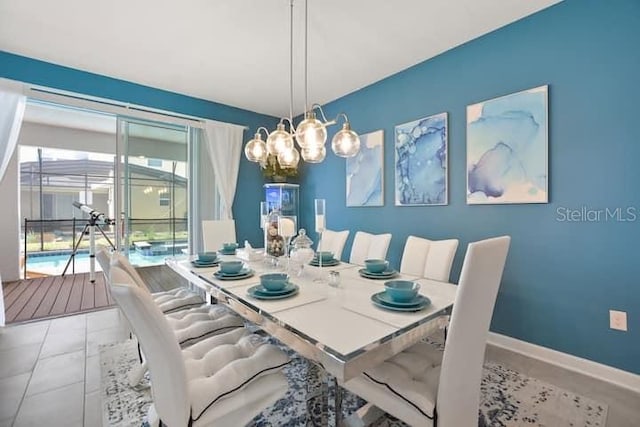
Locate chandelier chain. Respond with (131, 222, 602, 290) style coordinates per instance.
(289, 0, 294, 125)
(242, 0, 360, 165)
(304, 0, 309, 113)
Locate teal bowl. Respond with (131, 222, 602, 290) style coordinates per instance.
(315, 251, 334, 262)
(219, 260, 243, 274)
(260, 273, 289, 291)
(364, 259, 388, 274)
(222, 242, 238, 251)
(384, 280, 420, 303)
(197, 252, 218, 263)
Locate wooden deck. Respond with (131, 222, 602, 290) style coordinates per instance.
(2, 265, 183, 324)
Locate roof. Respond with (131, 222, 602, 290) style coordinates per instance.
(20, 159, 187, 188)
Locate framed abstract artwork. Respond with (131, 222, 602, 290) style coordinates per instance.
(394, 112, 448, 206)
(346, 130, 384, 207)
(467, 85, 548, 204)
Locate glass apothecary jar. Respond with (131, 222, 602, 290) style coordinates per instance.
(265, 209, 285, 258)
(289, 229, 315, 276)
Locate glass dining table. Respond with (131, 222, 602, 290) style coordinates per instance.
(165, 253, 456, 425)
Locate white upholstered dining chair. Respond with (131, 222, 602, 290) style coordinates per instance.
(344, 236, 510, 426)
(98, 249, 187, 304)
(102, 250, 246, 386)
(400, 235, 459, 282)
(202, 219, 237, 252)
(108, 251, 205, 313)
(109, 266, 290, 427)
(107, 259, 244, 342)
(349, 231, 392, 265)
(98, 249, 212, 316)
(318, 229, 350, 261)
(99, 248, 244, 322)
(99, 250, 193, 308)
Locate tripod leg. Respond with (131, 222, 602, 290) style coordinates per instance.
(62, 224, 90, 276)
(95, 225, 116, 251)
(89, 225, 96, 283)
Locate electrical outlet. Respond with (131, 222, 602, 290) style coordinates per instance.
(609, 310, 628, 331)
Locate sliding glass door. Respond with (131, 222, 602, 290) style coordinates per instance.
(116, 118, 189, 266)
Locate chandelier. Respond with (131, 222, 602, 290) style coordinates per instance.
(243, 0, 360, 167)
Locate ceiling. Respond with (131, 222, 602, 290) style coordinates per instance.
(0, 0, 560, 118)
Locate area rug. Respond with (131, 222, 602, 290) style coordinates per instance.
(100, 340, 151, 427)
(100, 339, 608, 427)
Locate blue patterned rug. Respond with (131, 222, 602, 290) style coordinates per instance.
(100, 338, 607, 427)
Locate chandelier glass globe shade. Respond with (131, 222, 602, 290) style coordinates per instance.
(267, 123, 294, 156)
(295, 111, 327, 149)
(244, 133, 268, 163)
(277, 146, 300, 168)
(301, 145, 326, 163)
(331, 123, 361, 158)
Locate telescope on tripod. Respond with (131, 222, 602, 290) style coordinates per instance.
(62, 202, 116, 283)
(71, 201, 115, 225)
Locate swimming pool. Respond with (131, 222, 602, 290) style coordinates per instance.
(26, 251, 169, 276)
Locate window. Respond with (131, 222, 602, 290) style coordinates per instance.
(159, 189, 171, 206)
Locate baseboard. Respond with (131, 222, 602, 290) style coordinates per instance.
(487, 332, 640, 394)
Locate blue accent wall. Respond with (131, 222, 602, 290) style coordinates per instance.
(299, 0, 640, 373)
(0, 51, 279, 246)
(2, 0, 638, 374)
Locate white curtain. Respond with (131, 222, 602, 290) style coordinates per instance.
(0, 89, 26, 327)
(0, 273, 4, 327)
(190, 128, 217, 253)
(0, 90, 26, 183)
(203, 121, 244, 220)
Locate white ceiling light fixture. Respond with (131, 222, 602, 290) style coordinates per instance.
(294, 0, 360, 160)
(244, 0, 359, 166)
(244, 0, 299, 169)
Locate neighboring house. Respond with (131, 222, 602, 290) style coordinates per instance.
(20, 158, 187, 223)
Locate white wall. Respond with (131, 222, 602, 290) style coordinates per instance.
(19, 122, 187, 161)
(0, 151, 21, 281)
(20, 122, 113, 153)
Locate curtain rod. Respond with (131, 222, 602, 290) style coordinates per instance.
(22, 84, 249, 131)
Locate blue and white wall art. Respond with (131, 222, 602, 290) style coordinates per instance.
(394, 113, 448, 206)
(346, 130, 384, 207)
(467, 85, 548, 204)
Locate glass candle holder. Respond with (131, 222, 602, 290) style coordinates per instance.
(260, 201, 269, 229)
(314, 199, 327, 283)
(278, 216, 296, 268)
(314, 199, 326, 233)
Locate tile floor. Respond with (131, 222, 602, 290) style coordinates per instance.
(0, 308, 128, 427)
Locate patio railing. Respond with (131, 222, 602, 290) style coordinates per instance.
(22, 217, 188, 278)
